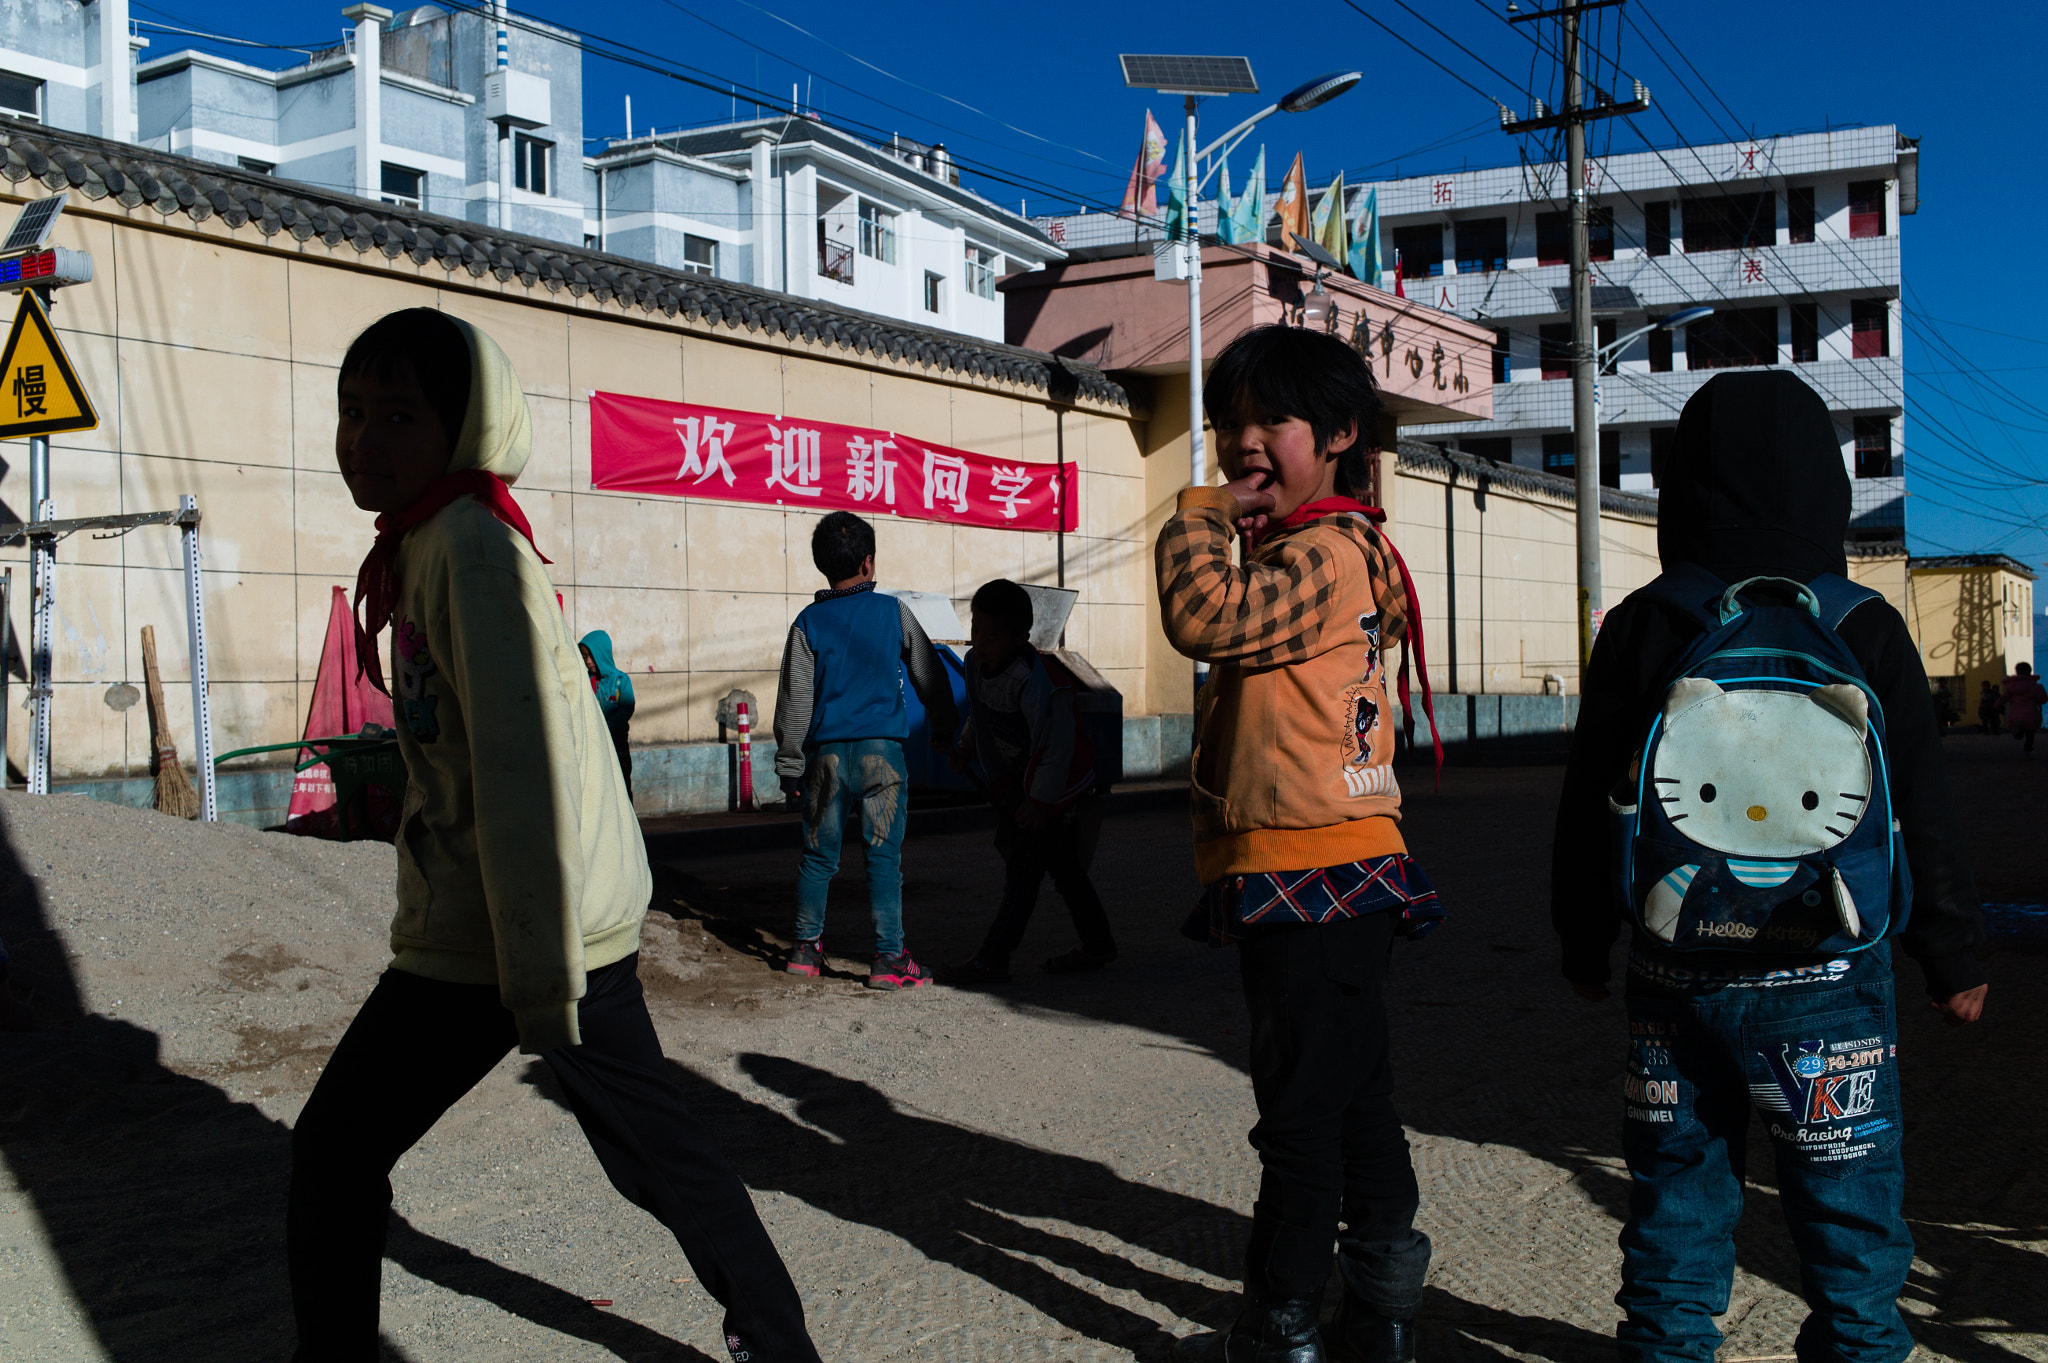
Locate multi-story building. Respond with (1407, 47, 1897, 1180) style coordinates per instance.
(1352, 126, 1918, 540)
(0, 0, 1057, 342)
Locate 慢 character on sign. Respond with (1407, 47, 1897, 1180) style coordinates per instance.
(12, 363, 47, 417)
(672, 415, 737, 487)
(922, 451, 971, 514)
(765, 423, 824, 498)
(1741, 257, 1764, 284)
(989, 465, 1033, 520)
(847, 436, 899, 504)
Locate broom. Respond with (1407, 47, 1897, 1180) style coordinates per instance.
(141, 625, 200, 819)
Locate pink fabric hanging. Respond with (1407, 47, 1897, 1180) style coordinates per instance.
(286, 585, 396, 838)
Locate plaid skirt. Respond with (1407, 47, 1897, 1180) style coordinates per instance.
(1186, 854, 1445, 946)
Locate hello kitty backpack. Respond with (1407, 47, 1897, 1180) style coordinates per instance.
(1610, 565, 1911, 956)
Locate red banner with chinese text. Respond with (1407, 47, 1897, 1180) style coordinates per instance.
(590, 393, 1078, 532)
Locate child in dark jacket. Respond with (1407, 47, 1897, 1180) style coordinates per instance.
(945, 579, 1116, 982)
(774, 511, 958, 989)
(1552, 371, 1987, 1363)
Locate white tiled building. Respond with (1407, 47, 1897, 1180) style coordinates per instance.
(1353, 126, 1916, 539)
(0, 0, 1058, 343)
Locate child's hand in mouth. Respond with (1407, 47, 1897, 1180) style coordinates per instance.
(1221, 466, 1278, 538)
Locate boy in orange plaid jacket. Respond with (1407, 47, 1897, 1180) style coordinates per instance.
(1158, 326, 1441, 1363)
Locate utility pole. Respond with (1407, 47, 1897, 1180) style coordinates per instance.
(1501, 0, 1649, 672)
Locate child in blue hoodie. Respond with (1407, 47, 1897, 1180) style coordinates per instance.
(774, 511, 958, 989)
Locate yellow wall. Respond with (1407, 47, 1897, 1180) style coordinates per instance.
(1908, 564, 2037, 700)
(1388, 456, 1660, 694)
(1848, 550, 1909, 618)
(2, 191, 1149, 780)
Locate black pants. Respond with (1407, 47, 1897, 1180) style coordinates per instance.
(608, 717, 634, 798)
(978, 798, 1116, 966)
(286, 956, 819, 1362)
(1237, 911, 1431, 1310)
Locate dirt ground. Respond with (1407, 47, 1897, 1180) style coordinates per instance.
(0, 733, 2041, 1363)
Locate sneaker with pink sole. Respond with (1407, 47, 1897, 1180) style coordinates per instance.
(866, 951, 931, 990)
(784, 939, 824, 977)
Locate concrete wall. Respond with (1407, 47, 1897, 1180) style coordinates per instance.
(1909, 565, 2037, 698)
(0, 184, 1148, 797)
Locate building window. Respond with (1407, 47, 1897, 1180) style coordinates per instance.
(1852, 298, 1889, 359)
(1392, 224, 1444, 278)
(1455, 218, 1507, 274)
(1645, 200, 1671, 256)
(1540, 323, 1572, 380)
(1536, 208, 1614, 266)
(1848, 180, 1887, 239)
(0, 71, 43, 122)
(682, 234, 717, 276)
(1650, 427, 1679, 486)
(1682, 191, 1774, 253)
(1791, 302, 1819, 363)
(923, 271, 943, 314)
(818, 221, 855, 284)
(1461, 437, 1512, 463)
(513, 133, 550, 195)
(1491, 328, 1510, 384)
(1788, 185, 1815, 243)
(858, 200, 896, 263)
(237, 156, 276, 176)
(1596, 317, 1617, 374)
(1648, 325, 1673, 373)
(1854, 416, 1892, 478)
(1542, 433, 1575, 474)
(1687, 306, 1778, 369)
(964, 245, 997, 300)
(1600, 429, 1621, 488)
(379, 163, 425, 208)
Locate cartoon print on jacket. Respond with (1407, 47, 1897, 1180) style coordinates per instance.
(393, 616, 441, 743)
(1642, 676, 1872, 941)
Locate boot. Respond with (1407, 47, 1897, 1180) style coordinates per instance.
(1172, 1298, 1326, 1363)
(1328, 1295, 1415, 1363)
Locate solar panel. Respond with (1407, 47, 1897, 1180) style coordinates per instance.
(1119, 55, 1258, 95)
(1290, 237, 1345, 272)
(1551, 285, 1642, 313)
(0, 193, 66, 256)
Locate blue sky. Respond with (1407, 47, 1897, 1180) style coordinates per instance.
(140, 0, 2047, 590)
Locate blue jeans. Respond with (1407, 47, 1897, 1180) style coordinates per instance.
(1618, 943, 1912, 1363)
(793, 739, 908, 957)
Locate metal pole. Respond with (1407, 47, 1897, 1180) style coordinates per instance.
(28, 448, 51, 795)
(1054, 409, 1066, 589)
(0, 566, 10, 787)
(1565, 0, 1600, 673)
(180, 494, 216, 821)
(1184, 94, 1205, 491)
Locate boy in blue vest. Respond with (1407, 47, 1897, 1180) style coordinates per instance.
(1552, 372, 1987, 1363)
(774, 511, 958, 989)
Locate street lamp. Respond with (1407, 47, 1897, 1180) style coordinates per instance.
(1119, 57, 1362, 490)
(1591, 306, 1713, 482)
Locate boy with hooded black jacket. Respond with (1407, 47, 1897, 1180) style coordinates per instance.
(1551, 371, 1985, 1363)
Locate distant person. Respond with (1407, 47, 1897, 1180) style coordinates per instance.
(2005, 662, 2045, 756)
(1978, 678, 2004, 735)
(579, 629, 636, 797)
(1930, 678, 1954, 731)
(773, 510, 958, 990)
(945, 578, 1115, 983)
(1552, 371, 1986, 1363)
(290, 308, 820, 1363)
(1155, 326, 1442, 1363)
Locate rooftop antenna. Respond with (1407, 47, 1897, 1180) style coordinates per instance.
(625, 94, 633, 141)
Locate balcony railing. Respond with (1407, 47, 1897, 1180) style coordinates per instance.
(819, 237, 854, 285)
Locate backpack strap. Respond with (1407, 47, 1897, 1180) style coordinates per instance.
(1638, 562, 1726, 633)
(1805, 572, 1882, 630)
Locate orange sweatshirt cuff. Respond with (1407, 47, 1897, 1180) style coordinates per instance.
(1177, 486, 1242, 519)
(1194, 815, 1408, 884)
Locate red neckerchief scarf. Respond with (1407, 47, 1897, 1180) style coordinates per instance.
(1265, 496, 1444, 780)
(353, 469, 551, 695)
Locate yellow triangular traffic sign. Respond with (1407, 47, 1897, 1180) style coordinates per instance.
(0, 290, 96, 439)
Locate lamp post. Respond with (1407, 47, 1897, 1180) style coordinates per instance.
(1591, 306, 1714, 469)
(1119, 58, 1361, 490)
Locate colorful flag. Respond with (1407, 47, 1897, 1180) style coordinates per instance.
(1163, 132, 1189, 242)
(1275, 152, 1310, 250)
(1312, 172, 1349, 267)
(1394, 248, 1406, 299)
(1117, 110, 1169, 221)
(1216, 156, 1236, 244)
(1349, 188, 1381, 286)
(1226, 145, 1266, 245)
